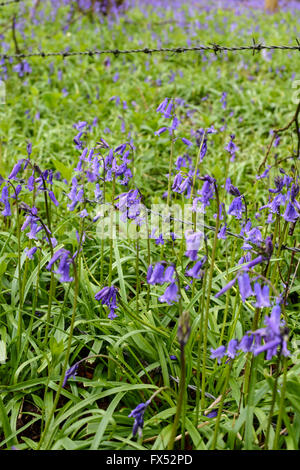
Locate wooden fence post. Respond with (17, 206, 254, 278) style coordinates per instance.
(265, 0, 279, 12)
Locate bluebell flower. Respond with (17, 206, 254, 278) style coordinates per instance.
(48, 190, 59, 207)
(212, 305, 289, 364)
(0, 185, 11, 216)
(24, 246, 38, 260)
(210, 345, 226, 364)
(217, 224, 227, 239)
(185, 256, 207, 279)
(155, 233, 164, 245)
(95, 286, 118, 319)
(238, 333, 254, 352)
(227, 339, 239, 359)
(159, 281, 179, 305)
(225, 134, 238, 161)
(27, 174, 35, 192)
(215, 277, 237, 298)
(228, 196, 244, 219)
(283, 201, 299, 223)
(172, 173, 183, 192)
(185, 231, 202, 261)
(253, 305, 289, 360)
(27, 142, 32, 156)
(8, 160, 23, 180)
(63, 362, 79, 388)
(206, 410, 218, 418)
(254, 282, 271, 308)
(220, 92, 227, 109)
(128, 400, 151, 438)
(47, 248, 74, 283)
(181, 137, 193, 147)
(242, 254, 266, 271)
(163, 265, 175, 283)
(238, 272, 254, 302)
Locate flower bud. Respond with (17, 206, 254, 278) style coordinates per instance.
(177, 311, 191, 347)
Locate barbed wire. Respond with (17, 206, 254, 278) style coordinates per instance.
(2, 41, 300, 62)
(0, 0, 20, 6)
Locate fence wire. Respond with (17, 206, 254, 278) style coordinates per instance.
(0, 0, 20, 6)
(2, 41, 300, 62)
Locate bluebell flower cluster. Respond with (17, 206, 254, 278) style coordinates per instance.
(147, 262, 178, 305)
(260, 172, 299, 224)
(211, 304, 289, 363)
(95, 286, 118, 319)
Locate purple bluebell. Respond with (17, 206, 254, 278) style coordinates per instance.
(128, 400, 151, 438)
(155, 233, 164, 245)
(206, 410, 218, 418)
(163, 265, 175, 283)
(254, 282, 271, 308)
(27, 174, 35, 192)
(24, 246, 38, 259)
(283, 201, 299, 223)
(210, 345, 226, 364)
(185, 231, 202, 261)
(196, 128, 208, 161)
(63, 362, 79, 388)
(95, 286, 118, 319)
(225, 134, 238, 161)
(242, 254, 266, 271)
(8, 160, 23, 180)
(215, 277, 237, 298)
(227, 339, 239, 359)
(217, 224, 227, 240)
(155, 126, 168, 136)
(48, 190, 59, 207)
(47, 248, 74, 283)
(27, 142, 32, 156)
(238, 272, 254, 302)
(238, 333, 254, 352)
(1, 185, 11, 216)
(172, 173, 183, 192)
(147, 263, 166, 285)
(181, 137, 193, 147)
(229, 185, 241, 197)
(256, 165, 271, 180)
(225, 177, 231, 193)
(269, 177, 284, 194)
(212, 305, 289, 363)
(228, 196, 244, 219)
(156, 98, 169, 114)
(253, 305, 289, 360)
(159, 281, 179, 305)
(185, 256, 207, 279)
(220, 92, 227, 109)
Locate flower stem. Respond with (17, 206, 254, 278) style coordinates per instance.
(168, 342, 186, 450)
(273, 356, 288, 449)
(264, 353, 281, 449)
(201, 181, 220, 410)
(211, 361, 232, 449)
(37, 261, 79, 450)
